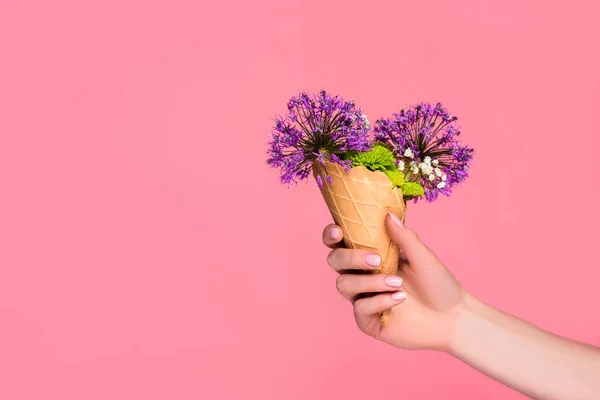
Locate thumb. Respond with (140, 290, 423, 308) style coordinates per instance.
(385, 212, 439, 266)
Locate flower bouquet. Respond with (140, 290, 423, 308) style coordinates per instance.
(267, 90, 474, 325)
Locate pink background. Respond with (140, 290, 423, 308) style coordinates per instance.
(1, 0, 599, 399)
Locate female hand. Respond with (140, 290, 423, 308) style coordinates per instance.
(323, 213, 465, 351)
(324, 213, 600, 399)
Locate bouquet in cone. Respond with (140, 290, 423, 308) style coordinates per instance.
(267, 91, 474, 326)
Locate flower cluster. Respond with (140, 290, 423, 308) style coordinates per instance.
(374, 102, 474, 202)
(267, 91, 371, 186)
(267, 93, 474, 202)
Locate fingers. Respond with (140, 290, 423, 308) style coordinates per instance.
(354, 291, 407, 326)
(327, 248, 382, 272)
(385, 213, 439, 266)
(336, 274, 403, 301)
(322, 224, 344, 249)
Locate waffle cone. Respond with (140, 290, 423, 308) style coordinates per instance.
(314, 161, 406, 326)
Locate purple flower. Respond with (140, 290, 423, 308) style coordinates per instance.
(267, 90, 371, 186)
(374, 102, 474, 202)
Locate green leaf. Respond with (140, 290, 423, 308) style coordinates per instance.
(401, 181, 425, 200)
(349, 143, 396, 172)
(383, 167, 405, 188)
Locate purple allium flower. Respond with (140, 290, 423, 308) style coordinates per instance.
(374, 102, 474, 202)
(267, 90, 371, 186)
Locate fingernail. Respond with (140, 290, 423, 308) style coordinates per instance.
(385, 276, 403, 288)
(328, 227, 340, 239)
(391, 291, 407, 301)
(364, 254, 381, 267)
(388, 212, 403, 227)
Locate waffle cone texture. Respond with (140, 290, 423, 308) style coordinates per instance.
(313, 161, 406, 326)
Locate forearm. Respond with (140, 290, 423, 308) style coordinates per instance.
(449, 295, 600, 400)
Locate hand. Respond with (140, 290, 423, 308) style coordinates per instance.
(324, 214, 600, 399)
(323, 213, 466, 351)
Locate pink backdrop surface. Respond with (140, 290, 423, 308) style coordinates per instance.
(1, 0, 599, 399)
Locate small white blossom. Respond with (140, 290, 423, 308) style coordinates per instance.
(437, 181, 446, 189)
(360, 114, 370, 128)
(442, 174, 447, 181)
(397, 160, 405, 171)
(410, 162, 419, 174)
(428, 174, 436, 181)
(404, 148, 414, 158)
(434, 167, 443, 177)
(432, 159, 439, 166)
(420, 163, 433, 175)
(424, 156, 432, 165)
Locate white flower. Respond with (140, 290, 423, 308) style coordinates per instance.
(424, 156, 432, 165)
(420, 163, 433, 175)
(397, 160, 405, 171)
(428, 174, 436, 181)
(411, 162, 419, 174)
(437, 181, 446, 189)
(360, 114, 370, 128)
(404, 148, 414, 158)
(442, 174, 447, 181)
(435, 167, 443, 177)
(432, 159, 439, 166)
(409, 160, 417, 167)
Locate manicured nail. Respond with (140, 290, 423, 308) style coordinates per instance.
(364, 254, 381, 267)
(391, 291, 407, 301)
(385, 276, 403, 288)
(328, 227, 340, 239)
(388, 212, 403, 227)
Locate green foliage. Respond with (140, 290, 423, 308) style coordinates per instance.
(349, 144, 396, 171)
(383, 168, 405, 188)
(401, 182, 425, 200)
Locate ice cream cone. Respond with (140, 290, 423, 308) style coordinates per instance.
(313, 161, 406, 326)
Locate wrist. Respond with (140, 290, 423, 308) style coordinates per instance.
(445, 293, 488, 356)
(420, 292, 485, 354)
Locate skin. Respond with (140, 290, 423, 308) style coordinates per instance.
(323, 213, 600, 400)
